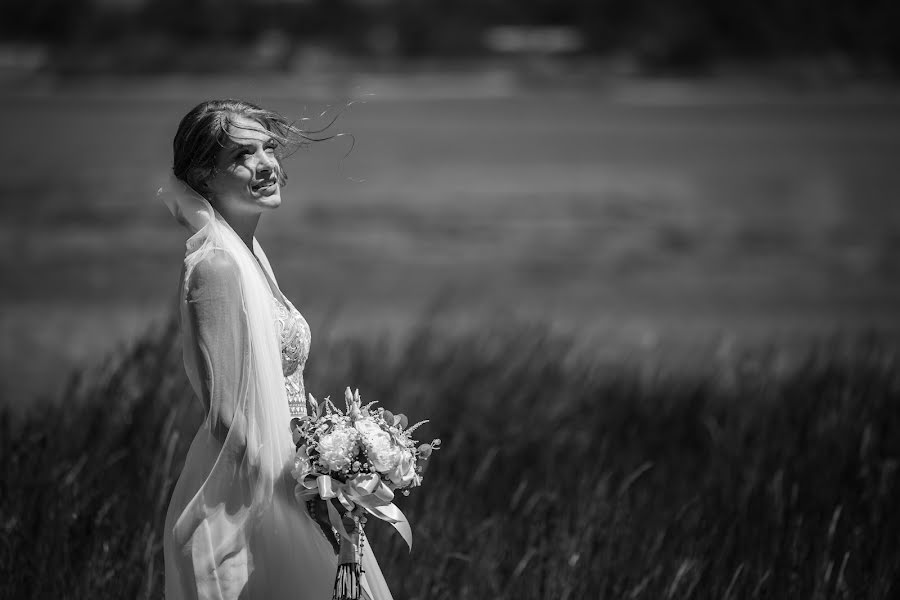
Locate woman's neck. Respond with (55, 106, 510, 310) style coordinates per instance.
(215, 204, 261, 252)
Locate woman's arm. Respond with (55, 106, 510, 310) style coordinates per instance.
(185, 249, 251, 447)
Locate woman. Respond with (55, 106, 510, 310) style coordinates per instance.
(159, 99, 392, 600)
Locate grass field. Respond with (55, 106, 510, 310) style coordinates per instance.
(2, 315, 898, 598)
(1, 75, 899, 406)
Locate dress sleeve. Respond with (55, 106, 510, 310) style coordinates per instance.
(185, 249, 251, 444)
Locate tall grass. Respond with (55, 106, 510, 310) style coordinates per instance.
(2, 315, 898, 599)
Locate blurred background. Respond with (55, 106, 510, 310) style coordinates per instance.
(2, 0, 900, 409)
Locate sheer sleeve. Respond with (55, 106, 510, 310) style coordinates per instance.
(184, 249, 251, 444)
(171, 249, 261, 599)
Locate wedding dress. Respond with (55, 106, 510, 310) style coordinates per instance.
(159, 177, 393, 600)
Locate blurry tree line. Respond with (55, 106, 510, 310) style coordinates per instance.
(4, 0, 899, 74)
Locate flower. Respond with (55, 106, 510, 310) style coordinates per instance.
(316, 425, 359, 472)
(386, 450, 417, 488)
(356, 418, 402, 472)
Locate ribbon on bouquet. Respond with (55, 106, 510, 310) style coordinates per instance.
(295, 472, 414, 551)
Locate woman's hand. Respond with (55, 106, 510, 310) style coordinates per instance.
(306, 499, 367, 555)
(307, 499, 340, 554)
(341, 505, 367, 534)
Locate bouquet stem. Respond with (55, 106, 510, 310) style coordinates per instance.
(333, 563, 362, 600)
(333, 521, 364, 600)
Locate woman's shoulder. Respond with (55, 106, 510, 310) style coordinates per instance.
(187, 248, 242, 291)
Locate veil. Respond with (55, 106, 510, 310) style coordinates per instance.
(158, 174, 298, 595)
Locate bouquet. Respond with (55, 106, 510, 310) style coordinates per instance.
(291, 387, 440, 600)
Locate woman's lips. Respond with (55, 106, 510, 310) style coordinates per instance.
(252, 181, 277, 194)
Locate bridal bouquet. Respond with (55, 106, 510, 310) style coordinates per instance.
(291, 388, 440, 600)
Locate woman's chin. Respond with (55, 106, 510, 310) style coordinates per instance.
(255, 190, 282, 209)
(262, 195, 282, 209)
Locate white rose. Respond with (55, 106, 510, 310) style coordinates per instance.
(356, 418, 401, 472)
(354, 418, 384, 440)
(386, 450, 417, 488)
(317, 426, 359, 472)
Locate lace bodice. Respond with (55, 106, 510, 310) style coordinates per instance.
(273, 295, 311, 418)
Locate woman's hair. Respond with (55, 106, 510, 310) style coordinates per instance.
(172, 99, 337, 195)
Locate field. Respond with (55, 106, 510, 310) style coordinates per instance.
(1, 75, 900, 598)
(1, 76, 899, 406)
(3, 315, 899, 598)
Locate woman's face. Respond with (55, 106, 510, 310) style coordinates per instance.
(205, 114, 283, 214)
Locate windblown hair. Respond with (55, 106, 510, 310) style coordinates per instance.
(172, 99, 340, 195)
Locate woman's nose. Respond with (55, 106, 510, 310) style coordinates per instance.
(257, 151, 276, 174)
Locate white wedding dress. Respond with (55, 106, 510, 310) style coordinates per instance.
(160, 178, 393, 600)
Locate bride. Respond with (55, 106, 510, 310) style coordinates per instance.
(159, 99, 393, 600)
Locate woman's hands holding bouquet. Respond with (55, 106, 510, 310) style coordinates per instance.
(291, 387, 440, 550)
(292, 388, 439, 599)
(307, 498, 367, 554)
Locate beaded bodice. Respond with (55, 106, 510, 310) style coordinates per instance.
(273, 294, 310, 419)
